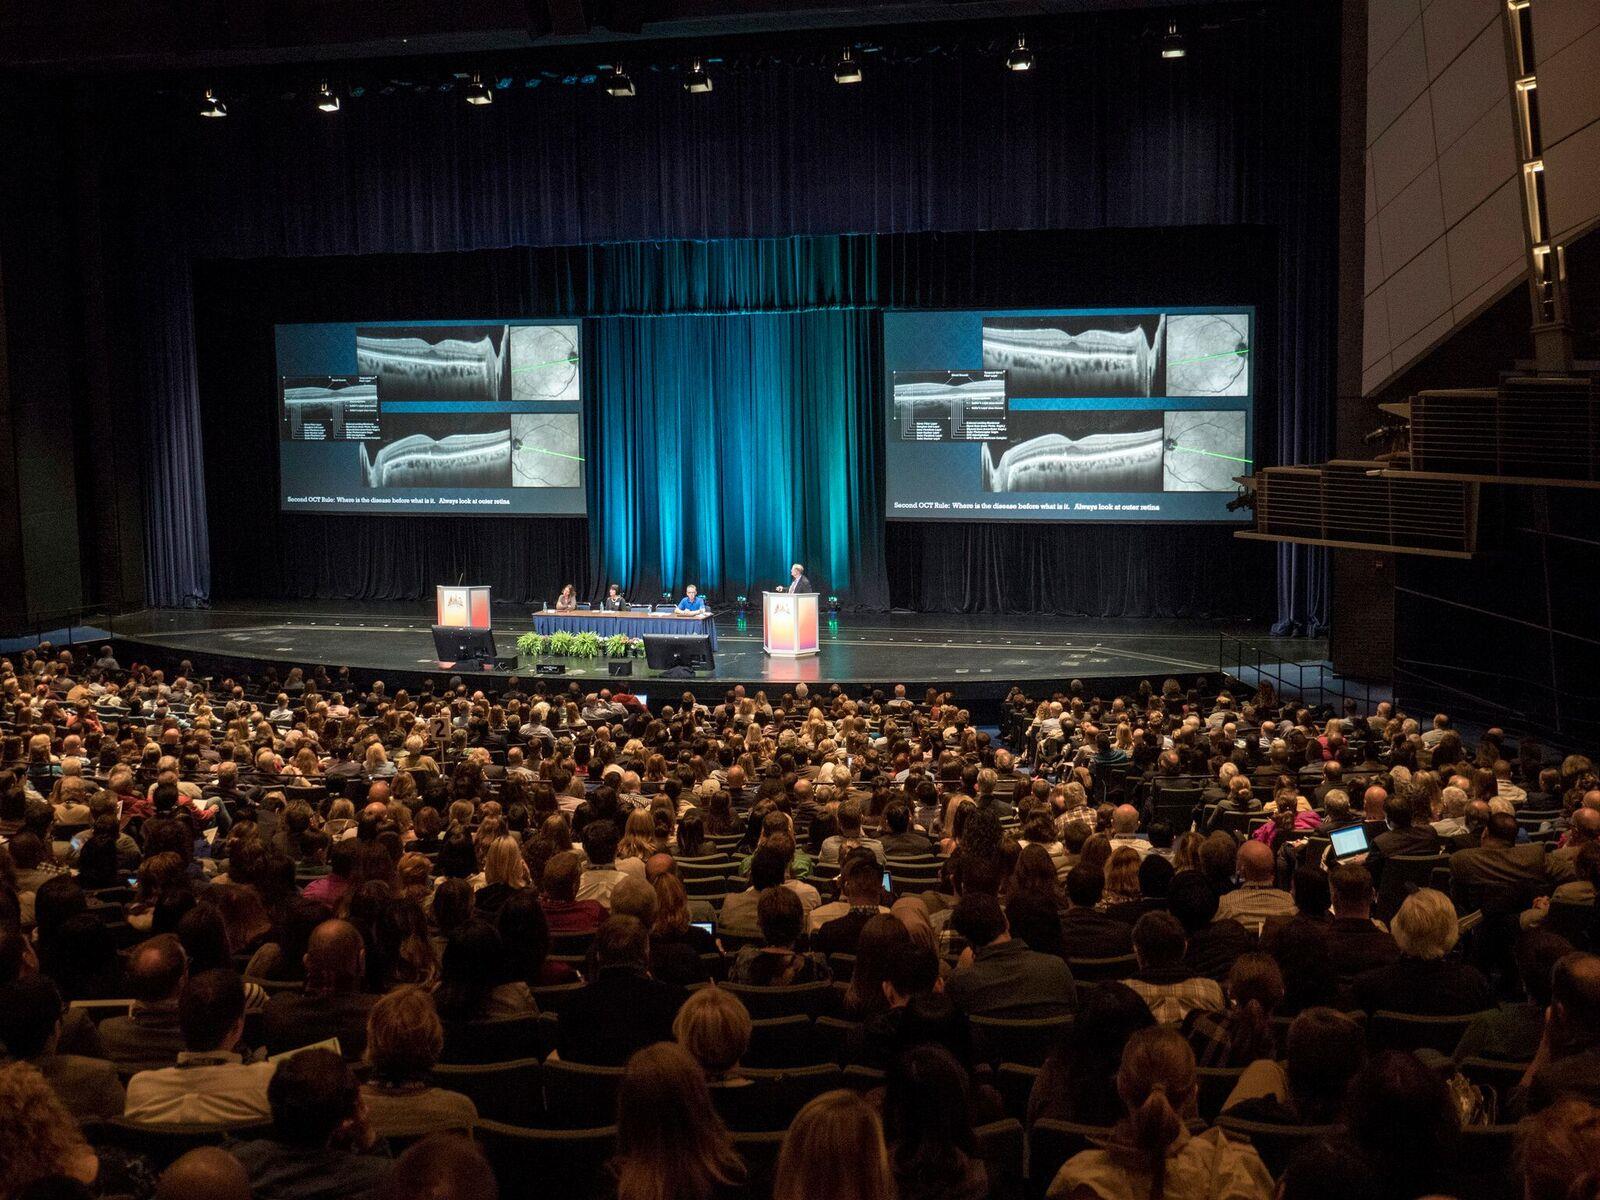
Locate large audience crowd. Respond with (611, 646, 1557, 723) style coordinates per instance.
(2, 644, 1599, 1200)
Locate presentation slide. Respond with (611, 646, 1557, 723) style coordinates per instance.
(884, 307, 1254, 522)
(274, 319, 584, 515)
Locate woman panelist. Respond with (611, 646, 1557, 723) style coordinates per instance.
(552, 583, 578, 612)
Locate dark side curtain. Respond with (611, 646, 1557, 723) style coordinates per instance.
(75, 4, 1339, 626)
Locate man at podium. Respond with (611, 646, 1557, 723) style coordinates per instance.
(788, 563, 812, 594)
(676, 584, 706, 613)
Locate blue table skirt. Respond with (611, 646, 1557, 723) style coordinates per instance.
(531, 612, 719, 651)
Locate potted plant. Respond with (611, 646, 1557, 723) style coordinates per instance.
(547, 630, 576, 657)
(603, 633, 631, 659)
(571, 632, 603, 658)
(515, 632, 546, 660)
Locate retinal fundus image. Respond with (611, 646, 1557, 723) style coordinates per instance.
(507, 325, 581, 403)
(511, 414, 582, 488)
(1162, 410, 1249, 491)
(1163, 313, 1250, 396)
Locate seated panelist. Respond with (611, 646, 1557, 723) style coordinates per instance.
(553, 583, 578, 612)
(675, 584, 706, 614)
(601, 583, 627, 612)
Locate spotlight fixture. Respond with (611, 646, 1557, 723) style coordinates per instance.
(604, 64, 635, 97)
(1160, 22, 1187, 59)
(464, 73, 493, 105)
(315, 81, 341, 112)
(683, 58, 713, 94)
(199, 88, 227, 118)
(833, 48, 863, 84)
(1005, 36, 1035, 72)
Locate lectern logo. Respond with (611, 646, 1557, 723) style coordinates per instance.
(446, 596, 463, 608)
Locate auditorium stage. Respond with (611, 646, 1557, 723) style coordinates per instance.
(100, 602, 1324, 706)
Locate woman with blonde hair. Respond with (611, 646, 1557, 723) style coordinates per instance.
(1098, 846, 1143, 911)
(612, 1042, 747, 1200)
(774, 1090, 894, 1200)
(673, 986, 753, 1083)
(1048, 1027, 1271, 1200)
(615, 807, 656, 863)
(0, 1062, 99, 1195)
(474, 835, 530, 916)
(361, 985, 478, 1137)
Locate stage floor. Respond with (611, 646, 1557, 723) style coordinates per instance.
(103, 602, 1324, 702)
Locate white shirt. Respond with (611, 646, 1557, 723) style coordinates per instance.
(123, 1052, 276, 1126)
(576, 865, 627, 904)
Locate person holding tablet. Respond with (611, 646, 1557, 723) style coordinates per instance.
(676, 585, 706, 614)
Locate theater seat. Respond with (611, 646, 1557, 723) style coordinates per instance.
(429, 1057, 543, 1126)
(1214, 1116, 1340, 1176)
(84, 1118, 273, 1171)
(970, 1014, 1073, 1068)
(721, 980, 837, 1019)
(1367, 1009, 1495, 1056)
(440, 1014, 542, 1064)
(744, 1014, 817, 1068)
(973, 1118, 1025, 1200)
(995, 1062, 1041, 1123)
(475, 1120, 615, 1198)
(1027, 1121, 1111, 1200)
(541, 1057, 625, 1128)
(710, 1065, 843, 1131)
(732, 1130, 785, 1200)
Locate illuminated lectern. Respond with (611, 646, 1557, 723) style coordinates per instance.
(762, 591, 819, 658)
(435, 585, 492, 629)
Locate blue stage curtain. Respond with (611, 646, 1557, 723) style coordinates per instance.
(588, 310, 884, 607)
(65, 4, 1337, 625)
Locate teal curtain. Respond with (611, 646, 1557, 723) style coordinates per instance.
(589, 310, 884, 606)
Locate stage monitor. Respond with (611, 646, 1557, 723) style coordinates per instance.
(883, 307, 1255, 523)
(431, 624, 497, 664)
(644, 633, 715, 671)
(275, 319, 585, 516)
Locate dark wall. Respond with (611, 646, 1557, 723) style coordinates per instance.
(1375, 224, 1600, 742)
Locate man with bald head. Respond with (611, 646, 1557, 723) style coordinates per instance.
(157, 1147, 253, 1200)
(1549, 806, 1600, 883)
(1109, 804, 1152, 858)
(1213, 840, 1296, 933)
(261, 920, 376, 1061)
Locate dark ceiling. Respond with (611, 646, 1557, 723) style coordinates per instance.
(1, 0, 1253, 75)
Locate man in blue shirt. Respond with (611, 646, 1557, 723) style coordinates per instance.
(676, 584, 705, 613)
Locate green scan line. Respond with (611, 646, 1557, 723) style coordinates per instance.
(511, 356, 581, 372)
(1168, 444, 1253, 464)
(516, 445, 587, 463)
(1166, 347, 1251, 367)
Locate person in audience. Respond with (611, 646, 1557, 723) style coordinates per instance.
(124, 969, 276, 1125)
(1047, 1026, 1272, 1200)
(610, 875, 705, 987)
(1516, 950, 1600, 1114)
(262, 920, 379, 1061)
(434, 920, 535, 1022)
(1344, 1050, 1462, 1200)
(359, 985, 477, 1138)
(559, 916, 685, 1066)
(728, 885, 830, 986)
(611, 1044, 748, 1200)
(497, 888, 572, 988)
(1028, 982, 1155, 1127)
(1166, 872, 1251, 983)
(1059, 866, 1135, 959)
(0, 1062, 100, 1196)
(1546, 806, 1600, 883)
(878, 801, 934, 858)
(811, 852, 892, 949)
(540, 851, 606, 935)
(1450, 810, 1548, 911)
(99, 933, 190, 1065)
(1321, 863, 1399, 978)
(1364, 792, 1442, 894)
(672, 984, 753, 1085)
(230, 1048, 391, 1200)
(471, 835, 529, 917)
(716, 844, 789, 942)
(1525, 841, 1600, 930)
(853, 942, 949, 1069)
(882, 1045, 988, 1200)
(1097, 846, 1144, 911)
(382, 1135, 498, 1200)
(1352, 888, 1494, 1015)
(1453, 928, 1566, 1066)
(0, 974, 123, 1118)
(946, 892, 1074, 1018)
(1212, 841, 1296, 934)
(1183, 952, 1283, 1068)
(843, 914, 913, 1020)
(773, 1090, 894, 1200)
(1519, 1098, 1600, 1200)
(155, 1147, 255, 1200)
(1122, 910, 1224, 1024)
(1221, 1006, 1366, 1127)
(576, 820, 629, 906)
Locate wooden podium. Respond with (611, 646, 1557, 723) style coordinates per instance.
(436, 585, 492, 629)
(762, 591, 819, 658)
